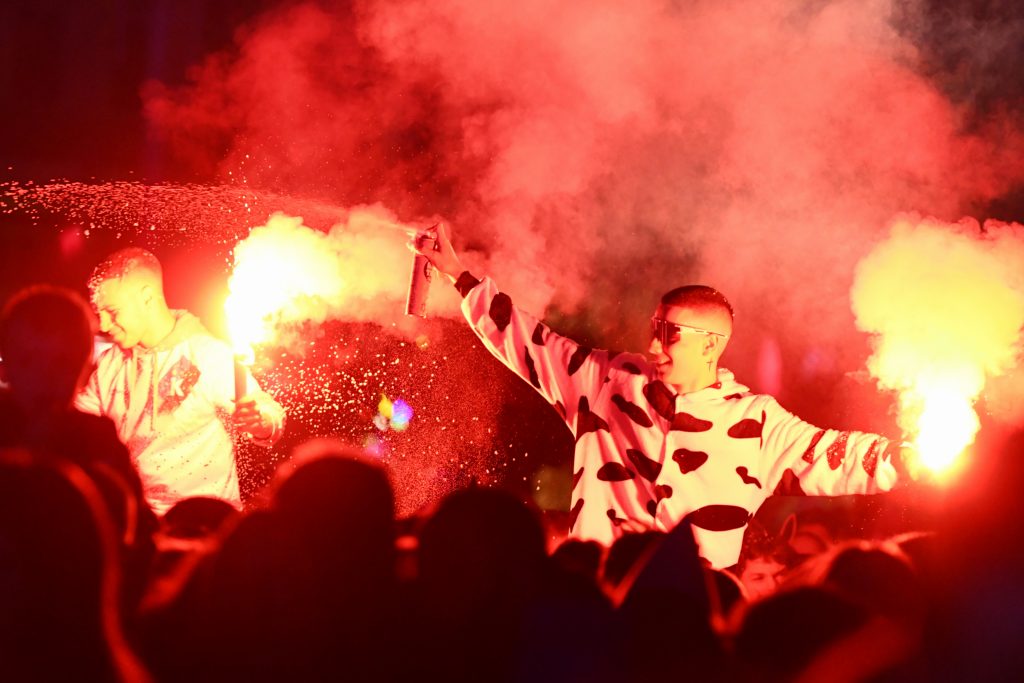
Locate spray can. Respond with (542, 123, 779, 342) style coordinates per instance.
(406, 227, 437, 317)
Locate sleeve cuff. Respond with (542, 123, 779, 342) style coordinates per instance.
(454, 271, 482, 298)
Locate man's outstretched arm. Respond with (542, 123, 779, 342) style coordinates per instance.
(413, 224, 614, 434)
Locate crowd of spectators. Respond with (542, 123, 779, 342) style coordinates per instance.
(3, 287, 1024, 682)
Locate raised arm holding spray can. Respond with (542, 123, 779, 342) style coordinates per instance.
(413, 225, 921, 568)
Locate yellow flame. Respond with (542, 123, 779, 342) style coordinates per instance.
(852, 216, 1024, 480)
(898, 383, 978, 478)
(225, 213, 348, 351)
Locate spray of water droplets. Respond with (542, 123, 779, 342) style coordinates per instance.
(1, 179, 353, 245)
(1, 180, 550, 515)
(244, 317, 532, 515)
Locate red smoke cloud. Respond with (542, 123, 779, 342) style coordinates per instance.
(144, 2, 472, 220)
(144, 0, 1024, 388)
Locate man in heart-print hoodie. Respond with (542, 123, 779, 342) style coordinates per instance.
(415, 225, 918, 569)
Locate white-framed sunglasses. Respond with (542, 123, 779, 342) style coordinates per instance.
(650, 316, 729, 346)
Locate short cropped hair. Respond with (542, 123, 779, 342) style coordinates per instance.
(88, 247, 162, 294)
(660, 285, 734, 319)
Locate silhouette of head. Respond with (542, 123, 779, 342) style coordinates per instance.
(0, 450, 136, 680)
(0, 285, 95, 412)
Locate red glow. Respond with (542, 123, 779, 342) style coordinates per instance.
(58, 226, 85, 259)
(143, 0, 1024, 361)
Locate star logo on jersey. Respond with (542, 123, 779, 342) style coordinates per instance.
(158, 356, 201, 414)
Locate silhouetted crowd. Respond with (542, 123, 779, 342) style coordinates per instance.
(3, 286, 1024, 682)
(4, 425, 1024, 683)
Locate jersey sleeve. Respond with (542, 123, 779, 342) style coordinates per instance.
(758, 396, 901, 496)
(196, 337, 286, 447)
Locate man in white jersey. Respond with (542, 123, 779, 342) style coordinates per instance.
(76, 247, 285, 515)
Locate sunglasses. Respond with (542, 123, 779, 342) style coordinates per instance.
(650, 317, 729, 346)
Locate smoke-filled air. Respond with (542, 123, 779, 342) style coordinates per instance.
(4, 0, 1024, 506)
(225, 208, 459, 352)
(138, 0, 1024, 353)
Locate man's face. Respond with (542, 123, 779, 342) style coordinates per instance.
(739, 557, 787, 601)
(648, 304, 727, 387)
(92, 278, 147, 350)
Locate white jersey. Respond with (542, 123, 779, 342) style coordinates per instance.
(76, 310, 284, 515)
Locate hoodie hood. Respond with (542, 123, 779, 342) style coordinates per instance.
(673, 367, 751, 405)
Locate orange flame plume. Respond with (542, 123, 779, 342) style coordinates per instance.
(225, 213, 349, 354)
(852, 216, 1024, 480)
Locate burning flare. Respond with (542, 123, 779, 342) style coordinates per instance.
(224, 208, 447, 360)
(225, 212, 349, 352)
(852, 216, 1024, 478)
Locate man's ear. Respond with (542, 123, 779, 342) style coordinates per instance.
(703, 334, 724, 356)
